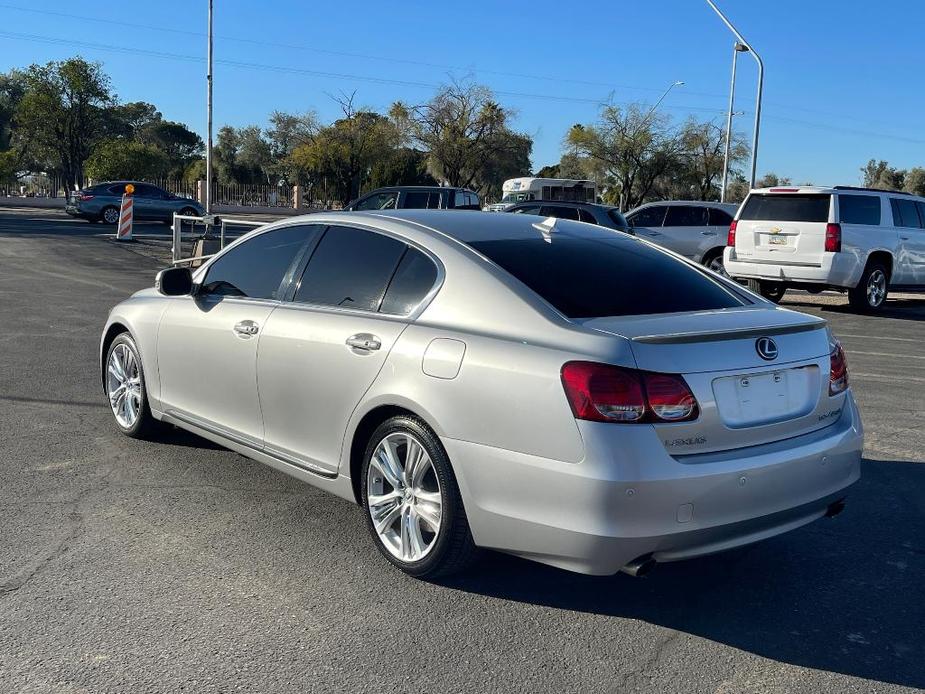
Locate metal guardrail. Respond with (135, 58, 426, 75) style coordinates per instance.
(170, 214, 265, 265)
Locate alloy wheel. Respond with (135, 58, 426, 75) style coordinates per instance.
(867, 269, 886, 307)
(107, 343, 142, 428)
(366, 432, 443, 562)
(707, 255, 728, 276)
(103, 207, 120, 224)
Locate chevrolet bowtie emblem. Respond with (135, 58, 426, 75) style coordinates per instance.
(770, 226, 782, 233)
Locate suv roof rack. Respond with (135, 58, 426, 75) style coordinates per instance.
(832, 185, 912, 196)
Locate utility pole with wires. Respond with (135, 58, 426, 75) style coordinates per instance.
(205, 0, 213, 220)
(721, 42, 749, 202)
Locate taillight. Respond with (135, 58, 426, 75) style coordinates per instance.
(829, 339, 849, 395)
(78, 193, 94, 201)
(825, 222, 841, 253)
(727, 219, 737, 247)
(560, 362, 699, 424)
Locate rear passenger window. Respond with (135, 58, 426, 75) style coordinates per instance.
(664, 206, 708, 226)
(890, 198, 923, 228)
(708, 208, 734, 226)
(578, 209, 598, 224)
(839, 195, 881, 225)
(294, 226, 406, 311)
(540, 206, 580, 221)
(403, 191, 431, 209)
(202, 225, 318, 299)
(380, 248, 438, 315)
(627, 206, 667, 227)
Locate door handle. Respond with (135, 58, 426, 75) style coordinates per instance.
(346, 334, 381, 351)
(233, 320, 259, 336)
(900, 236, 910, 240)
(701, 230, 717, 236)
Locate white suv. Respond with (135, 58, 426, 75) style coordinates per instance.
(724, 186, 925, 312)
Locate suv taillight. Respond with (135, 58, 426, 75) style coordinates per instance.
(78, 193, 94, 201)
(561, 362, 699, 424)
(825, 222, 841, 253)
(829, 339, 849, 395)
(727, 219, 737, 247)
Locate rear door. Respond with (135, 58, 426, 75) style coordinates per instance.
(660, 205, 710, 258)
(890, 198, 925, 285)
(626, 205, 668, 242)
(257, 225, 438, 474)
(735, 193, 833, 265)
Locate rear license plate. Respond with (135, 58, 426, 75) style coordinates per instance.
(768, 235, 788, 245)
(712, 366, 818, 428)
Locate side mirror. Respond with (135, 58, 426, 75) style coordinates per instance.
(155, 267, 193, 296)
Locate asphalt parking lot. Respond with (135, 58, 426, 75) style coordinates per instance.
(1, 207, 923, 694)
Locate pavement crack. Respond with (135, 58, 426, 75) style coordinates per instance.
(610, 628, 683, 692)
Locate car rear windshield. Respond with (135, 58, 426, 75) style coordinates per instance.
(739, 194, 830, 222)
(467, 236, 744, 319)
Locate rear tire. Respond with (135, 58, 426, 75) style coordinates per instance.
(746, 279, 786, 303)
(848, 262, 889, 313)
(702, 249, 728, 276)
(360, 415, 478, 578)
(101, 206, 120, 225)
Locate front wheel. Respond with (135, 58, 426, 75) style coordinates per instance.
(746, 279, 786, 303)
(104, 333, 159, 439)
(848, 262, 889, 313)
(361, 416, 478, 578)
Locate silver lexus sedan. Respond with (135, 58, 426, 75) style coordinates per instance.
(100, 210, 863, 578)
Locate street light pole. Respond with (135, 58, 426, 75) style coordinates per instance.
(721, 42, 749, 202)
(644, 80, 685, 123)
(205, 0, 213, 217)
(706, 0, 763, 189)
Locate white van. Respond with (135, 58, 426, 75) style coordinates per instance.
(484, 178, 597, 212)
(724, 186, 925, 312)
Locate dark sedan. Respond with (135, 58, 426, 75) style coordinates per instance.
(504, 200, 633, 233)
(66, 181, 204, 224)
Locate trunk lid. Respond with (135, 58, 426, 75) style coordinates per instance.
(734, 192, 832, 266)
(579, 306, 845, 455)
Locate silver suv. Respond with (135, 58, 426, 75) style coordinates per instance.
(724, 186, 925, 312)
(625, 201, 739, 274)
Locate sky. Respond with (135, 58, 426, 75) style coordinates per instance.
(2, 1, 924, 186)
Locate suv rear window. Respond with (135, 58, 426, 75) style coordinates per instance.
(740, 194, 830, 222)
(468, 235, 744, 319)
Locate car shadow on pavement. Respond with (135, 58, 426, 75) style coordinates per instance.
(440, 457, 925, 689)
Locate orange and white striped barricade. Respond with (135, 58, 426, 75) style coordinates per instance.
(116, 183, 135, 241)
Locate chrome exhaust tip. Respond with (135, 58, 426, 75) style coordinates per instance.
(620, 555, 656, 577)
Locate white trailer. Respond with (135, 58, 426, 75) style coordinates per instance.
(484, 178, 598, 211)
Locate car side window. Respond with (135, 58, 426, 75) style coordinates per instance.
(577, 208, 598, 224)
(664, 206, 708, 227)
(201, 225, 319, 299)
(380, 247, 439, 315)
(134, 184, 159, 198)
(354, 192, 398, 211)
(708, 208, 734, 226)
(540, 205, 580, 221)
(839, 195, 881, 226)
(454, 190, 466, 208)
(891, 198, 923, 228)
(917, 202, 925, 228)
(107, 184, 127, 195)
(294, 226, 406, 311)
(627, 206, 667, 227)
(511, 205, 542, 215)
(403, 191, 431, 209)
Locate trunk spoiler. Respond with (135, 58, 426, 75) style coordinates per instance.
(632, 321, 824, 345)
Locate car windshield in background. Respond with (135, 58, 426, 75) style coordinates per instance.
(468, 235, 744, 319)
(740, 194, 830, 222)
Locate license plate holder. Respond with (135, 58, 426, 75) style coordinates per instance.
(712, 366, 818, 428)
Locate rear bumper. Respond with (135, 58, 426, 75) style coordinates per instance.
(65, 205, 95, 219)
(446, 394, 863, 575)
(723, 248, 862, 288)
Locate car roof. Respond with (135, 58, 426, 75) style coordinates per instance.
(749, 185, 922, 199)
(364, 185, 475, 193)
(285, 209, 621, 245)
(508, 200, 621, 212)
(629, 200, 739, 212)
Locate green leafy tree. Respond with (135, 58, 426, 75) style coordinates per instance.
(390, 82, 532, 198)
(677, 119, 749, 201)
(85, 139, 169, 181)
(903, 167, 925, 196)
(15, 57, 114, 188)
(370, 147, 436, 189)
(755, 172, 792, 188)
(861, 159, 904, 191)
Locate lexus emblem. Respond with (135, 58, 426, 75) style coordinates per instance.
(756, 337, 778, 361)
